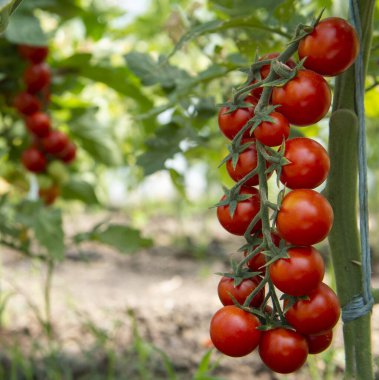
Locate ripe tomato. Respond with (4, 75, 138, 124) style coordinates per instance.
(272, 70, 331, 126)
(13, 92, 41, 115)
(210, 305, 261, 357)
(244, 231, 281, 273)
(269, 246, 325, 296)
(217, 276, 264, 307)
(259, 328, 308, 374)
(226, 142, 271, 186)
(18, 44, 49, 64)
(306, 330, 333, 354)
(285, 283, 340, 335)
(39, 185, 60, 206)
(218, 96, 257, 140)
(42, 130, 69, 154)
(251, 53, 296, 99)
(276, 189, 333, 246)
(23, 63, 51, 94)
(298, 17, 359, 76)
(25, 112, 51, 138)
(254, 111, 290, 147)
(280, 137, 330, 189)
(217, 187, 261, 235)
(21, 147, 47, 173)
(58, 141, 77, 164)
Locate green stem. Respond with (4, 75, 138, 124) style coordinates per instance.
(44, 259, 54, 340)
(326, 1, 375, 379)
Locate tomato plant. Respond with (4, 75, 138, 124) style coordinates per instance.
(25, 112, 51, 137)
(217, 187, 261, 235)
(298, 17, 359, 76)
(269, 246, 325, 296)
(23, 63, 51, 94)
(217, 276, 264, 307)
(21, 147, 47, 173)
(280, 137, 330, 189)
(272, 70, 331, 126)
(276, 189, 334, 246)
(306, 330, 333, 354)
(210, 305, 261, 357)
(253, 111, 290, 147)
(258, 328, 308, 374)
(285, 283, 341, 335)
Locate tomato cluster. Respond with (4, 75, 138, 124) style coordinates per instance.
(211, 17, 358, 374)
(13, 44, 77, 205)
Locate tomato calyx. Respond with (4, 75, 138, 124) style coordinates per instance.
(213, 186, 254, 218)
(281, 293, 310, 313)
(219, 140, 254, 170)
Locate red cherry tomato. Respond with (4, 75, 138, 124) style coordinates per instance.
(259, 328, 308, 374)
(217, 276, 264, 307)
(269, 246, 325, 296)
(58, 141, 77, 164)
(217, 187, 261, 236)
(251, 53, 296, 99)
(21, 147, 47, 173)
(13, 92, 41, 115)
(280, 137, 330, 189)
(210, 305, 261, 357)
(18, 44, 49, 64)
(285, 283, 340, 335)
(42, 130, 69, 154)
(254, 111, 290, 147)
(306, 330, 333, 354)
(39, 185, 60, 206)
(244, 231, 281, 273)
(298, 17, 359, 76)
(24, 63, 51, 94)
(218, 97, 257, 140)
(226, 142, 271, 186)
(272, 69, 331, 126)
(276, 189, 333, 246)
(25, 112, 51, 138)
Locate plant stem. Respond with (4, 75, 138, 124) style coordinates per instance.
(326, 1, 376, 379)
(44, 258, 54, 340)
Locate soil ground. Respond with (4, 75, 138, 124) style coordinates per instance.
(0, 212, 378, 380)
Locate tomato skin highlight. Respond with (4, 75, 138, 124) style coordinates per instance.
(210, 305, 261, 357)
(254, 111, 290, 147)
(217, 187, 261, 236)
(259, 328, 308, 374)
(269, 246, 325, 296)
(285, 282, 340, 335)
(306, 330, 333, 354)
(217, 276, 264, 307)
(272, 69, 331, 126)
(25, 112, 51, 138)
(280, 137, 330, 189)
(276, 189, 333, 246)
(298, 17, 359, 76)
(218, 97, 256, 140)
(21, 147, 47, 173)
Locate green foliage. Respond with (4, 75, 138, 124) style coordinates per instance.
(73, 222, 153, 254)
(0, 0, 23, 33)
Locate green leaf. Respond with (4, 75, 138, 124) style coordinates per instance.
(168, 169, 187, 198)
(61, 179, 99, 205)
(69, 110, 122, 166)
(125, 52, 191, 90)
(0, 0, 23, 33)
(16, 201, 64, 260)
(90, 224, 153, 254)
(5, 6, 47, 45)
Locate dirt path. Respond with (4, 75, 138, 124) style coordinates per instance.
(0, 214, 378, 379)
